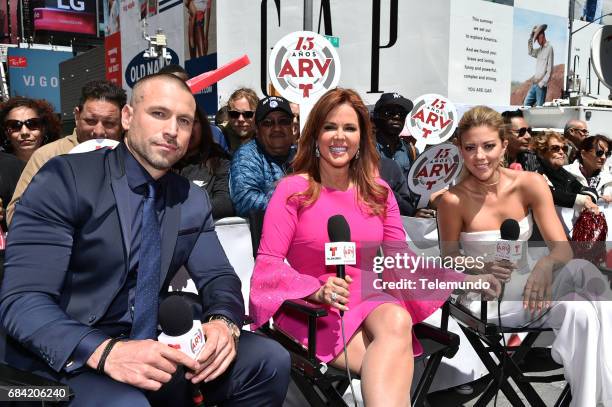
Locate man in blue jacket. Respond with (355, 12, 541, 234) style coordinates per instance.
(0, 73, 290, 406)
(230, 96, 296, 216)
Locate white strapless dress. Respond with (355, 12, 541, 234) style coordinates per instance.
(458, 213, 612, 407)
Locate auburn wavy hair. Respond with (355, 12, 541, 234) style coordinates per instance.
(291, 88, 388, 216)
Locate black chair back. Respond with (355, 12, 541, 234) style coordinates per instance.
(248, 211, 265, 259)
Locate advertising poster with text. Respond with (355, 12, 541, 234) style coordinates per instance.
(216, 0, 450, 106)
(448, 0, 514, 105)
(7, 47, 71, 111)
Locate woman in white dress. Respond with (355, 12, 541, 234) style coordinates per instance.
(437, 106, 612, 407)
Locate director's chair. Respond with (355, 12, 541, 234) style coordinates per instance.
(248, 211, 460, 406)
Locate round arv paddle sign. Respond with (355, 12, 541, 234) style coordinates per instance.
(269, 31, 341, 104)
(406, 94, 458, 152)
(407, 143, 463, 196)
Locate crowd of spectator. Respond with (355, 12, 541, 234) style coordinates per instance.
(1, 74, 610, 241)
(1, 68, 612, 406)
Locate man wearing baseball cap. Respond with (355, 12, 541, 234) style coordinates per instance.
(524, 24, 554, 106)
(373, 92, 416, 176)
(230, 96, 296, 216)
(373, 92, 440, 218)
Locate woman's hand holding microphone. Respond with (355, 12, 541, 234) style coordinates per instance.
(307, 275, 353, 312)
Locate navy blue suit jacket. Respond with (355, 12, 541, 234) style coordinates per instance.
(0, 145, 244, 376)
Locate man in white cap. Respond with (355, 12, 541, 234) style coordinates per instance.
(524, 24, 554, 107)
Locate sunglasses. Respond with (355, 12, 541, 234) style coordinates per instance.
(547, 144, 569, 154)
(5, 118, 43, 132)
(595, 149, 612, 158)
(379, 109, 408, 120)
(259, 117, 293, 128)
(228, 110, 255, 119)
(571, 128, 589, 135)
(513, 127, 532, 137)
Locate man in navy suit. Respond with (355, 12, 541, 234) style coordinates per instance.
(0, 73, 290, 406)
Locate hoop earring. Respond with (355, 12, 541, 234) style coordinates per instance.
(315, 145, 320, 158)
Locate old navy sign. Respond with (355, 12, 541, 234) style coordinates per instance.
(125, 49, 179, 88)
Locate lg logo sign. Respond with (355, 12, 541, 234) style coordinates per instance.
(57, 0, 85, 11)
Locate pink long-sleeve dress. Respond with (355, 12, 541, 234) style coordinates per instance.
(249, 175, 459, 362)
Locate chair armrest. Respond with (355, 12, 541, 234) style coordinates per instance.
(277, 299, 327, 362)
(280, 299, 328, 318)
(413, 322, 460, 359)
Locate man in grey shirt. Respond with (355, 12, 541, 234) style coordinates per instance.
(524, 24, 554, 107)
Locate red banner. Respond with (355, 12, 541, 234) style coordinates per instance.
(105, 32, 122, 87)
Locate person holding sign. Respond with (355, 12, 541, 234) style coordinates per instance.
(373, 92, 417, 177)
(373, 93, 435, 217)
(249, 89, 499, 406)
(437, 106, 612, 406)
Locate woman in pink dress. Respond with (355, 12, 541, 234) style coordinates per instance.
(249, 88, 498, 405)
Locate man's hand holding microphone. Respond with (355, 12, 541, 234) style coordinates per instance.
(87, 295, 238, 398)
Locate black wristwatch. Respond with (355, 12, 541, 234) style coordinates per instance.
(208, 315, 241, 347)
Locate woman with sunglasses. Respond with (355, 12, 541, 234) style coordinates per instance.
(0, 97, 60, 163)
(532, 131, 599, 213)
(564, 135, 612, 204)
(222, 88, 259, 154)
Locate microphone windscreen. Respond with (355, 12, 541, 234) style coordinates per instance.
(500, 219, 520, 241)
(159, 296, 194, 336)
(327, 215, 351, 242)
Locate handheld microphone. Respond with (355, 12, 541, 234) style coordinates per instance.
(325, 215, 359, 407)
(496, 219, 521, 301)
(325, 215, 356, 316)
(325, 215, 355, 278)
(158, 296, 205, 406)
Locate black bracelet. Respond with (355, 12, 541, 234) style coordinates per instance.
(97, 337, 122, 374)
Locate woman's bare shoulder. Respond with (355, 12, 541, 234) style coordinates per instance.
(438, 184, 465, 210)
(514, 170, 548, 192)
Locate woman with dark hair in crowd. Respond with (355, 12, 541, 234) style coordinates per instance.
(531, 131, 599, 213)
(438, 106, 612, 406)
(0, 97, 61, 162)
(177, 107, 234, 219)
(249, 88, 498, 405)
(564, 134, 612, 203)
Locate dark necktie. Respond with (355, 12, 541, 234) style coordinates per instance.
(131, 182, 162, 339)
